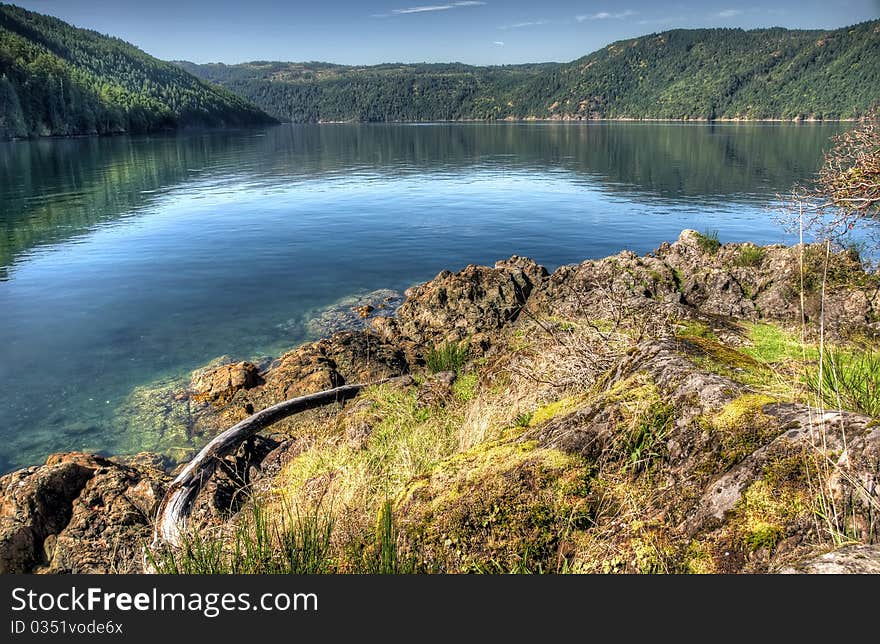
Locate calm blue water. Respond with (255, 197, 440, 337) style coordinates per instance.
(0, 122, 847, 471)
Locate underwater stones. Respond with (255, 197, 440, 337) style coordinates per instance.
(304, 289, 404, 338)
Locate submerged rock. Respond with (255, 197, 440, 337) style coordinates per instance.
(302, 289, 404, 338)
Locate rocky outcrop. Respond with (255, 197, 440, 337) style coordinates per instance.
(529, 230, 879, 335)
(373, 255, 548, 347)
(0, 453, 167, 573)
(4, 232, 879, 574)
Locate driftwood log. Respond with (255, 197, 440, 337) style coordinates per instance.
(152, 379, 398, 550)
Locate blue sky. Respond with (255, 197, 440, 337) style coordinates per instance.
(12, 1, 880, 65)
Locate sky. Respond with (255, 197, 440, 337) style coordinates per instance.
(11, 0, 880, 65)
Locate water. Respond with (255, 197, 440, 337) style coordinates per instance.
(0, 121, 847, 471)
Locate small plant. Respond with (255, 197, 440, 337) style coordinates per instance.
(617, 400, 674, 473)
(734, 244, 766, 267)
(514, 411, 533, 428)
(358, 500, 419, 574)
(695, 229, 721, 255)
(425, 340, 470, 374)
(806, 346, 880, 418)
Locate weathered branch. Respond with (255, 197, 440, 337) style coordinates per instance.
(152, 378, 399, 550)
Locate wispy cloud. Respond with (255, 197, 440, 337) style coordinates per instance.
(500, 19, 550, 29)
(576, 9, 636, 22)
(383, 1, 486, 15)
(492, 41, 504, 46)
(717, 9, 743, 18)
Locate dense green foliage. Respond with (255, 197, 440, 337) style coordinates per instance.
(0, 4, 274, 139)
(173, 60, 560, 122)
(178, 21, 880, 123)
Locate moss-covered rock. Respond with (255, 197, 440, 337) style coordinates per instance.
(395, 440, 592, 573)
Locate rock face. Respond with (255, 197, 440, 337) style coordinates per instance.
(0, 453, 167, 573)
(374, 255, 548, 347)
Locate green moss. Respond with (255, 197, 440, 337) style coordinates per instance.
(395, 440, 593, 573)
(733, 476, 809, 553)
(529, 396, 581, 426)
(683, 540, 717, 574)
(706, 394, 780, 468)
(672, 268, 686, 293)
(452, 372, 479, 402)
(680, 335, 765, 386)
(675, 320, 718, 341)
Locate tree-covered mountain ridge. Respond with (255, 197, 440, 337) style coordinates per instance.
(0, 4, 276, 139)
(176, 20, 880, 123)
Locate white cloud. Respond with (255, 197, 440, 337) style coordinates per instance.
(387, 1, 485, 14)
(501, 19, 550, 29)
(718, 9, 743, 17)
(492, 41, 504, 46)
(576, 9, 636, 22)
(393, 5, 453, 13)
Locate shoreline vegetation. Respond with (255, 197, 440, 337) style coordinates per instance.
(0, 117, 860, 143)
(2, 230, 879, 574)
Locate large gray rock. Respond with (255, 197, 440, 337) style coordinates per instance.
(776, 545, 880, 574)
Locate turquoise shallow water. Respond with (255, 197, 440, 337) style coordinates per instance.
(0, 121, 847, 471)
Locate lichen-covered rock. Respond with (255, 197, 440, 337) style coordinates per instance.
(0, 453, 167, 573)
(529, 230, 879, 337)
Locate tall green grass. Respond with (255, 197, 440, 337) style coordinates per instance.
(425, 341, 469, 373)
(806, 346, 880, 418)
(148, 500, 419, 574)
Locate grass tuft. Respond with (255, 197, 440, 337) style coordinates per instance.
(806, 346, 880, 418)
(695, 229, 721, 255)
(734, 244, 766, 267)
(425, 341, 470, 374)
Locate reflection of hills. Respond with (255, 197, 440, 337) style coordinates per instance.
(0, 122, 845, 272)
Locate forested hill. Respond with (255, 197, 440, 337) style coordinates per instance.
(173, 61, 562, 123)
(178, 20, 880, 123)
(0, 4, 275, 139)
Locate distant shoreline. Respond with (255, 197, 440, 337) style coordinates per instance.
(316, 117, 859, 124)
(3, 117, 855, 141)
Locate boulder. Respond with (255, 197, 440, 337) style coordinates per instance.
(776, 544, 880, 574)
(0, 453, 167, 573)
(377, 255, 547, 346)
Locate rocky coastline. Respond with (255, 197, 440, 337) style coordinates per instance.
(2, 230, 879, 574)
